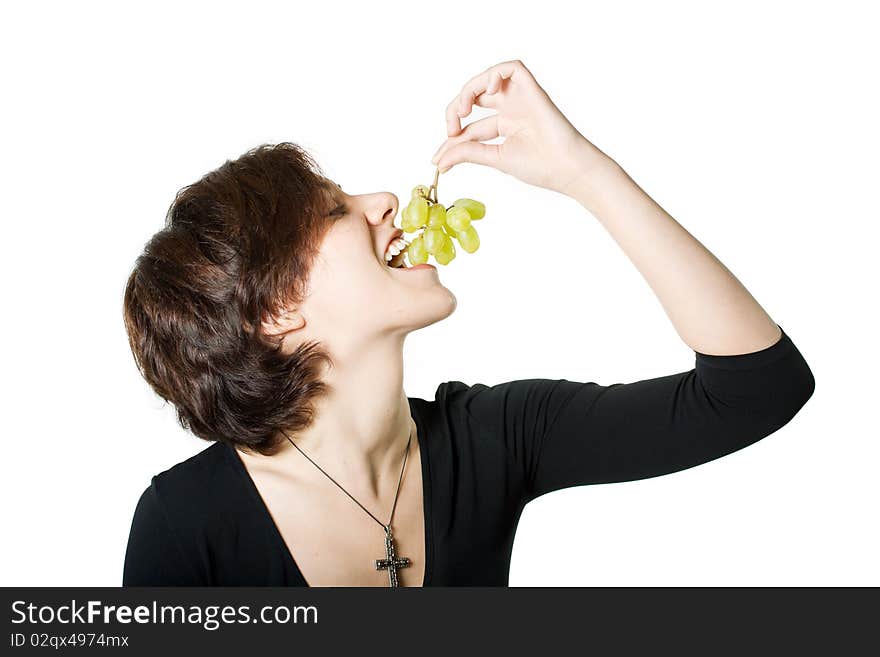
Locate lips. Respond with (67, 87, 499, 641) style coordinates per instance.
(383, 229, 404, 260)
(380, 228, 406, 267)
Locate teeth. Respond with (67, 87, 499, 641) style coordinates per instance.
(384, 237, 408, 261)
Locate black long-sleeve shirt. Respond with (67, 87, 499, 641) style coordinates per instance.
(122, 324, 814, 586)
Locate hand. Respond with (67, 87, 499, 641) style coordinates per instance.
(431, 59, 611, 197)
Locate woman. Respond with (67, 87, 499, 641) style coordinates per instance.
(121, 59, 814, 587)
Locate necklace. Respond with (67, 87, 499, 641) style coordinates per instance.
(281, 424, 413, 587)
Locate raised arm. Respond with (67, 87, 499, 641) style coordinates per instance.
(432, 59, 783, 356)
(431, 60, 814, 502)
(445, 324, 813, 504)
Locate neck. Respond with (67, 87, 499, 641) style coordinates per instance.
(266, 334, 414, 500)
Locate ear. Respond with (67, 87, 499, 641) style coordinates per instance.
(260, 308, 307, 339)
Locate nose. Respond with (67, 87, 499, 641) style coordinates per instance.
(367, 192, 399, 227)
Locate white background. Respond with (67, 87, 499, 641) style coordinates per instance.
(1, 1, 877, 586)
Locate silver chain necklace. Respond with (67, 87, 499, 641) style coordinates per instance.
(281, 424, 413, 587)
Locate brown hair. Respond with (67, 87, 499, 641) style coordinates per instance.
(122, 142, 337, 456)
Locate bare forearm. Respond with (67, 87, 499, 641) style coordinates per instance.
(563, 144, 781, 356)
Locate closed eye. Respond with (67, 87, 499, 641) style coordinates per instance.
(321, 179, 348, 218)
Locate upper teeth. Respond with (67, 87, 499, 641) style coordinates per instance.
(384, 237, 408, 261)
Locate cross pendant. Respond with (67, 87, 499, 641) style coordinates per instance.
(374, 526, 411, 587)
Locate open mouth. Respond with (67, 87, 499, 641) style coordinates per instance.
(384, 237, 409, 269)
(386, 250, 408, 268)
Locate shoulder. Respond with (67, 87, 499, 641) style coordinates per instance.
(427, 378, 587, 426)
(408, 380, 474, 425)
(411, 378, 588, 450)
(148, 440, 233, 500)
(412, 379, 582, 499)
(133, 441, 239, 537)
(432, 379, 472, 404)
(125, 442, 241, 585)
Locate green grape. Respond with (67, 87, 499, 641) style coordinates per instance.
(400, 174, 486, 266)
(422, 227, 446, 255)
(427, 203, 447, 228)
(409, 197, 429, 227)
(453, 198, 485, 220)
(407, 235, 428, 264)
(445, 205, 472, 232)
(457, 225, 480, 253)
(400, 204, 417, 232)
(434, 235, 456, 265)
(401, 205, 425, 233)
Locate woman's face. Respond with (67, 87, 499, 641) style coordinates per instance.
(285, 179, 457, 355)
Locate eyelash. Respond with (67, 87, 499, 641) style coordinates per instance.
(329, 205, 347, 217)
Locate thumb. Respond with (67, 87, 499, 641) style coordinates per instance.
(437, 141, 501, 174)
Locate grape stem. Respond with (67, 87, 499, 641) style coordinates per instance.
(427, 166, 440, 205)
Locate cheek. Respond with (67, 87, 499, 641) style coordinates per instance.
(310, 246, 386, 317)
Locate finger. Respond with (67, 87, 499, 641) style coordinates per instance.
(458, 61, 521, 115)
(459, 61, 519, 116)
(445, 94, 466, 137)
(444, 85, 500, 137)
(432, 115, 500, 164)
(445, 60, 522, 136)
(432, 115, 499, 164)
(436, 141, 501, 174)
(486, 70, 502, 95)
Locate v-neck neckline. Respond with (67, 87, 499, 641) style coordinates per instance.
(224, 396, 434, 587)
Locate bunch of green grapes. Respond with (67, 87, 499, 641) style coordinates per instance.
(399, 167, 486, 266)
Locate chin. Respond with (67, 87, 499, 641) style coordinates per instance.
(400, 284, 457, 334)
(433, 279, 457, 316)
(444, 286, 458, 316)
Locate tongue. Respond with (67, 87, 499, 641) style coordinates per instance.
(387, 250, 407, 268)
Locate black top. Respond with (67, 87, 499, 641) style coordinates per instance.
(122, 325, 814, 586)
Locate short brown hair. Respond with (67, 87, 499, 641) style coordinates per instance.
(123, 142, 336, 456)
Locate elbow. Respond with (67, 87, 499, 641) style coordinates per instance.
(800, 362, 816, 407)
(766, 356, 816, 430)
(694, 327, 816, 440)
(790, 353, 816, 413)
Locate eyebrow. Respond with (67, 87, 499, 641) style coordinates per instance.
(319, 180, 348, 215)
